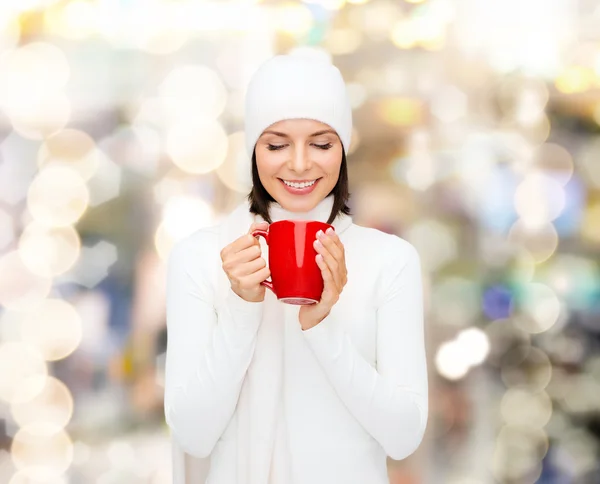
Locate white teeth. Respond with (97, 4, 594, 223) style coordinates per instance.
(283, 179, 316, 189)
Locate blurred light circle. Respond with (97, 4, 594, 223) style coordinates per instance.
(0, 207, 15, 251)
(107, 440, 136, 469)
(162, 196, 215, 242)
(391, 19, 418, 50)
(18, 223, 80, 278)
(136, 23, 189, 56)
(491, 425, 547, 482)
(456, 327, 490, 366)
(99, 125, 162, 176)
(501, 346, 552, 391)
(506, 248, 536, 284)
(20, 298, 83, 361)
(153, 173, 186, 205)
(435, 340, 470, 380)
(216, 132, 252, 193)
(529, 143, 573, 186)
(0, 14, 20, 52)
(160, 65, 227, 120)
(346, 83, 367, 109)
(538, 254, 599, 309)
(405, 219, 456, 272)
(224, 89, 246, 123)
(11, 424, 73, 480)
(485, 318, 531, 368)
(560, 375, 600, 414)
(501, 389, 552, 428)
(71, 441, 91, 467)
(497, 77, 549, 120)
(11, 376, 73, 429)
(514, 172, 565, 228)
(578, 137, 600, 187)
(379, 97, 423, 126)
(8, 92, 71, 140)
(9, 471, 67, 484)
(516, 283, 561, 334)
(555, 66, 595, 94)
(274, 3, 313, 35)
(44, 0, 98, 41)
(27, 166, 89, 227)
(430, 85, 468, 123)
(0, 42, 70, 98)
(324, 28, 362, 55)
(166, 119, 228, 174)
(305, 0, 346, 9)
(38, 129, 99, 181)
(482, 285, 513, 320)
(0, 252, 52, 311)
(287, 46, 332, 65)
(0, 342, 47, 403)
(431, 277, 480, 327)
(508, 220, 558, 263)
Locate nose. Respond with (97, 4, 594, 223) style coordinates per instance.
(288, 145, 311, 174)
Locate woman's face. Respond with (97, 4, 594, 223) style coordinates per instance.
(254, 118, 343, 213)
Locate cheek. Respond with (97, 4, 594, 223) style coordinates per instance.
(256, 153, 281, 178)
(318, 150, 343, 179)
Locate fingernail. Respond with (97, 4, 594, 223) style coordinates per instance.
(317, 230, 325, 239)
(326, 227, 334, 235)
(314, 239, 323, 249)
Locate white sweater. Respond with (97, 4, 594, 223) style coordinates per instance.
(164, 196, 428, 484)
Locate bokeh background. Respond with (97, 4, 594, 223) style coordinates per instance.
(0, 0, 600, 483)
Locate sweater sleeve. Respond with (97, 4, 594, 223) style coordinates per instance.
(302, 239, 428, 460)
(163, 233, 264, 458)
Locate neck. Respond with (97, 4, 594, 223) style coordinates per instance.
(249, 195, 353, 235)
(268, 196, 335, 224)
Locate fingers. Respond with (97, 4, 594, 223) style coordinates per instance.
(244, 266, 271, 286)
(316, 254, 339, 305)
(221, 221, 268, 259)
(314, 230, 347, 290)
(235, 255, 267, 277)
(322, 228, 344, 259)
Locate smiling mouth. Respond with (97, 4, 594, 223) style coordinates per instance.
(279, 178, 321, 188)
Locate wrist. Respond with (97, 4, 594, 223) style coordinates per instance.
(300, 311, 329, 331)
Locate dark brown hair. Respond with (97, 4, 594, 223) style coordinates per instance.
(247, 149, 351, 225)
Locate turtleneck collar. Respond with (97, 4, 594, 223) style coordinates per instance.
(252, 195, 353, 235)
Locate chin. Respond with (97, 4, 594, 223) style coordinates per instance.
(275, 190, 323, 213)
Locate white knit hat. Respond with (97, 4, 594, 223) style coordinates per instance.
(244, 54, 353, 157)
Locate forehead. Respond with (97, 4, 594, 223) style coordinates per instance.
(261, 118, 335, 136)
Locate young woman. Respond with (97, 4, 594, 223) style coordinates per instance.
(164, 54, 428, 484)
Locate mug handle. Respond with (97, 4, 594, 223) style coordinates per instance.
(251, 229, 274, 293)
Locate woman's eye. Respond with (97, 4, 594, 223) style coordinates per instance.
(314, 143, 333, 150)
(267, 144, 285, 151)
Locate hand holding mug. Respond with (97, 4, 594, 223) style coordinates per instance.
(220, 221, 271, 303)
(299, 227, 348, 331)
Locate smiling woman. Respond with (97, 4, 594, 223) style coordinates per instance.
(164, 54, 427, 484)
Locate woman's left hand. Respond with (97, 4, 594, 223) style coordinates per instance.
(299, 227, 348, 331)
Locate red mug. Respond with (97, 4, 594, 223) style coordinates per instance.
(252, 220, 334, 305)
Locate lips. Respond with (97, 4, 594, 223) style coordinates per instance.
(279, 177, 321, 195)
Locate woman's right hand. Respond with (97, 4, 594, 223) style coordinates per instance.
(220, 221, 271, 303)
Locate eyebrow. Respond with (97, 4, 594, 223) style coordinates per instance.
(261, 129, 337, 138)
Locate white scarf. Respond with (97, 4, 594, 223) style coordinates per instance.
(171, 195, 353, 484)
